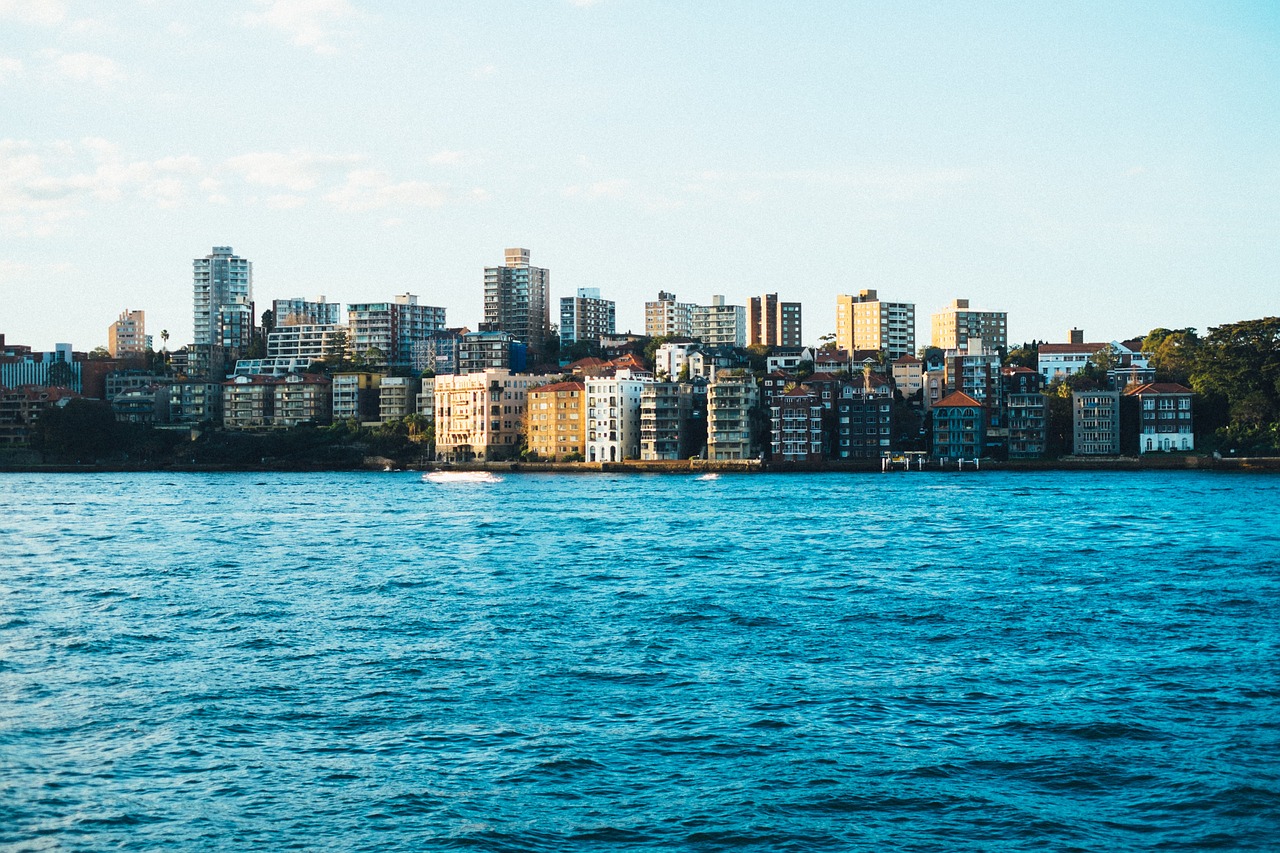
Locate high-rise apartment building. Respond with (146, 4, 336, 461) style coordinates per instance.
(108, 309, 147, 358)
(931, 298, 1007, 352)
(645, 291, 694, 338)
(193, 247, 253, 350)
(835, 290, 915, 359)
(483, 248, 550, 363)
(347, 294, 446, 369)
(273, 297, 341, 327)
(691, 296, 746, 347)
(560, 288, 616, 348)
(748, 294, 803, 347)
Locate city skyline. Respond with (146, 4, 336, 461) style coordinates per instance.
(3, 1, 1278, 351)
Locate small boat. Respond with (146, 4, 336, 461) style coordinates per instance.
(423, 470, 503, 484)
(696, 473, 720, 481)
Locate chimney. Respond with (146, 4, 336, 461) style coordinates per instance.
(1069, 328, 1084, 345)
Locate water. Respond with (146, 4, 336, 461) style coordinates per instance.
(1, 471, 1278, 851)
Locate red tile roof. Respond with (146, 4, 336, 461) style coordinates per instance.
(530, 381, 585, 394)
(933, 391, 984, 408)
(1038, 342, 1108, 355)
(1124, 382, 1192, 395)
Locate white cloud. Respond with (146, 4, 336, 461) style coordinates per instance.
(241, 0, 363, 55)
(324, 169, 448, 211)
(224, 150, 361, 191)
(563, 178, 630, 199)
(266, 193, 307, 209)
(0, 0, 66, 26)
(428, 150, 468, 166)
(40, 50, 125, 86)
(0, 56, 23, 83)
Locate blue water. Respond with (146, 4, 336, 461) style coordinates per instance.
(1, 471, 1278, 851)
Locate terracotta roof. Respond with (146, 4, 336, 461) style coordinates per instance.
(783, 387, 815, 398)
(1039, 342, 1108, 355)
(1124, 382, 1192, 395)
(893, 354, 922, 364)
(1002, 365, 1037, 374)
(933, 391, 984, 408)
(530, 381, 585, 394)
(608, 353, 646, 370)
(567, 357, 606, 369)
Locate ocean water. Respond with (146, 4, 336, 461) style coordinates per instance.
(1, 470, 1278, 851)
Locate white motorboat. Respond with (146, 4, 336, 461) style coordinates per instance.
(423, 470, 503, 484)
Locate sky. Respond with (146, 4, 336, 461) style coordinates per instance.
(2, 0, 1278, 353)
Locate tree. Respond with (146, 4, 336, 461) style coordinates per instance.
(1142, 327, 1199, 384)
(1189, 318, 1280, 449)
(32, 399, 119, 460)
(160, 329, 170, 350)
(87, 346, 112, 360)
(46, 360, 74, 388)
(1005, 341, 1038, 370)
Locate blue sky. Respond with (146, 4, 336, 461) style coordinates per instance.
(2, 0, 1277, 352)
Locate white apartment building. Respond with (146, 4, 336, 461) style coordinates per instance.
(931, 298, 1007, 351)
(691, 296, 746, 347)
(586, 371, 652, 463)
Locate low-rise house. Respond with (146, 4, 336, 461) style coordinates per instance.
(112, 384, 170, 424)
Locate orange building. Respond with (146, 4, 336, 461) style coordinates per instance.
(526, 381, 587, 460)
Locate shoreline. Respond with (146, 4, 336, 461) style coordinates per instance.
(2, 455, 1278, 474)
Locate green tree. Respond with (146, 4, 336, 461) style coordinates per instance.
(1189, 318, 1280, 449)
(32, 399, 118, 460)
(1142, 327, 1200, 384)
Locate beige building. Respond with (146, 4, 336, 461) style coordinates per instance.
(435, 369, 537, 461)
(526, 381, 587, 460)
(707, 369, 759, 460)
(892, 354, 924, 398)
(108, 309, 147, 358)
(931, 298, 1007, 351)
(835, 291, 914, 359)
(644, 291, 693, 338)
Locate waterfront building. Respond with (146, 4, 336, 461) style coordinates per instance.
(707, 370, 759, 460)
(111, 385, 169, 424)
(931, 391, 986, 459)
(836, 290, 916, 359)
(379, 376, 421, 423)
(930, 298, 1007, 352)
(526, 381, 587, 460)
(483, 248, 551, 364)
(1002, 366, 1047, 459)
(1124, 383, 1194, 454)
(458, 330, 527, 375)
(923, 368, 947, 409)
(108, 309, 147, 358)
(267, 324, 347, 363)
(1073, 390, 1121, 455)
(347, 294, 446, 369)
(168, 381, 223, 425)
(105, 371, 169, 400)
(640, 382, 697, 460)
(946, 339, 1003, 446)
(585, 372, 651, 462)
(645, 291, 694, 338)
(771, 386, 823, 462)
(272, 296, 341, 327)
(332, 372, 383, 423)
(834, 375, 895, 460)
(691, 296, 747, 348)
(748, 294, 803, 348)
(416, 377, 435, 425)
(560, 288, 616, 349)
(434, 370, 537, 462)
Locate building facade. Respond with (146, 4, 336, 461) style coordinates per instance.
(930, 298, 1007, 352)
(483, 248, 550, 363)
(748, 294, 803, 348)
(640, 382, 698, 460)
(192, 246, 253, 378)
(526, 381, 587, 460)
(272, 296, 341, 327)
(108, 309, 147, 358)
(458, 330, 527, 375)
(706, 370, 758, 460)
(1073, 391, 1121, 455)
(266, 324, 347, 363)
(931, 391, 986, 459)
(434, 370, 536, 461)
(1125, 383, 1194, 454)
(560, 288, 616, 348)
(644, 291, 694, 338)
(585, 373, 651, 462)
(836, 290, 916, 359)
(222, 373, 331, 430)
(691, 296, 747, 348)
(347, 294, 446, 369)
(332, 372, 383, 423)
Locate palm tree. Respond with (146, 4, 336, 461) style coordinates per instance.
(160, 329, 170, 351)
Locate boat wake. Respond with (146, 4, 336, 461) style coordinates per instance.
(423, 471, 503, 484)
